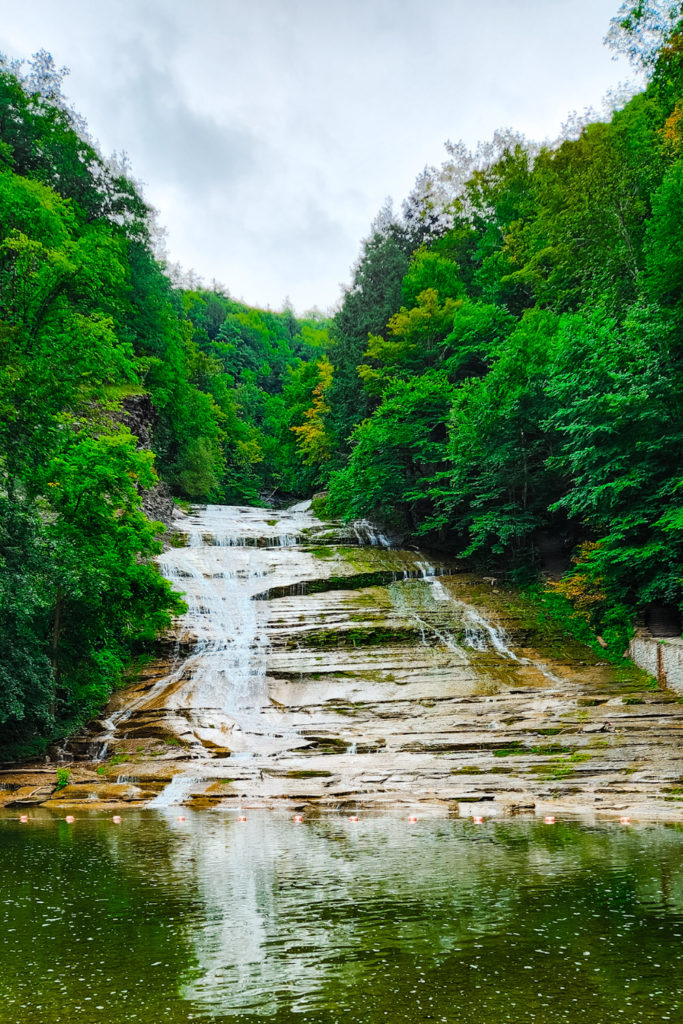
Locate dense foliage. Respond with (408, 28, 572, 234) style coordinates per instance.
(316, 5, 683, 652)
(5, 3, 683, 755)
(0, 55, 326, 755)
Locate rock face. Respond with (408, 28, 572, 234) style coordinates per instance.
(115, 395, 175, 530)
(23, 505, 683, 819)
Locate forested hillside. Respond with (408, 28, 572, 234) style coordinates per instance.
(311, 3, 683, 657)
(0, 54, 328, 755)
(3, 1, 683, 757)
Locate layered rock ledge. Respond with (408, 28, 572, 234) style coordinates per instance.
(5, 504, 683, 822)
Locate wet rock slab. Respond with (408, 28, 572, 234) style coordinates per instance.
(22, 504, 683, 822)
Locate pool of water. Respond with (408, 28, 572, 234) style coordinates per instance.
(1, 810, 682, 1023)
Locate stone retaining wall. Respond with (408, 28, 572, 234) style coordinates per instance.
(629, 635, 683, 694)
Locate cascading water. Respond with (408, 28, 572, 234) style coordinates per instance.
(426, 577, 563, 683)
(388, 573, 563, 684)
(153, 505, 327, 733)
(94, 502, 572, 810)
(148, 507, 533, 750)
(132, 504, 324, 802)
(352, 519, 393, 548)
(161, 523, 269, 716)
(148, 775, 206, 807)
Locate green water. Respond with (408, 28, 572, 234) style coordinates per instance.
(1, 811, 682, 1023)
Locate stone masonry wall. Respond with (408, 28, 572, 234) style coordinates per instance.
(629, 635, 683, 695)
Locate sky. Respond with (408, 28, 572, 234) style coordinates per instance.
(0, 0, 632, 312)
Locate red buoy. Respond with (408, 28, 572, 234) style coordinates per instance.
(472, 816, 484, 824)
(620, 816, 631, 824)
(293, 814, 303, 823)
(544, 816, 556, 824)
(237, 815, 247, 822)
(177, 816, 185, 822)
(408, 815, 418, 823)
(349, 815, 359, 822)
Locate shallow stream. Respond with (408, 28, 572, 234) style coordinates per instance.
(1, 810, 682, 1023)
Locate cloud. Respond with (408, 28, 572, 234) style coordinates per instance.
(97, 53, 265, 192)
(0, 0, 630, 310)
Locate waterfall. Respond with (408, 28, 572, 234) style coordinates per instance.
(352, 519, 393, 548)
(148, 776, 206, 808)
(99, 503, 568, 814)
(148, 505, 301, 723)
(427, 578, 563, 683)
(387, 573, 563, 684)
(142, 504, 322, 803)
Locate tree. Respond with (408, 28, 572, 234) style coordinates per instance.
(328, 224, 414, 453)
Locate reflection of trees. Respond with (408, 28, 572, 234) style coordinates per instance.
(4, 812, 682, 1022)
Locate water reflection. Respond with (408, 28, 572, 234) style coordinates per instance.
(1, 811, 682, 1022)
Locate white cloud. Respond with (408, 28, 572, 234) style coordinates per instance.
(0, 0, 630, 309)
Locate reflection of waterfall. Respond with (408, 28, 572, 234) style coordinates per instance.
(158, 813, 683, 1020)
(179, 815, 337, 1014)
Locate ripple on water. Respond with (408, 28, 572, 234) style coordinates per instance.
(0, 812, 682, 1023)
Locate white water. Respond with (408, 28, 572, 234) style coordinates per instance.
(388, 575, 564, 685)
(135, 505, 326, 800)
(427, 578, 563, 683)
(87, 504, 321, 775)
(109, 504, 565, 806)
(352, 519, 393, 548)
(148, 775, 207, 807)
(160, 538, 268, 716)
(156, 512, 561, 734)
(131, 506, 320, 723)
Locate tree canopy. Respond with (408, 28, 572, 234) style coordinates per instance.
(0, 55, 329, 755)
(5, 3, 683, 754)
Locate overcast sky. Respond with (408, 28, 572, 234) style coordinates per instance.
(0, 0, 631, 311)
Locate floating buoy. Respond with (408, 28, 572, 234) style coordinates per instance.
(408, 815, 418, 823)
(65, 815, 75, 823)
(237, 815, 247, 822)
(544, 816, 556, 824)
(620, 816, 631, 824)
(349, 815, 359, 822)
(472, 816, 484, 824)
(293, 815, 303, 823)
(112, 815, 121, 824)
(177, 816, 185, 822)
(19, 815, 28, 823)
